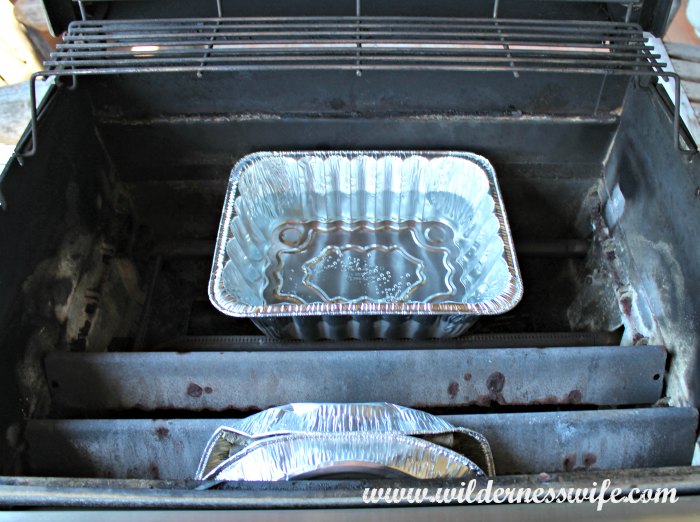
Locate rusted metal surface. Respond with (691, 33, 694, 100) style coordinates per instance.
(445, 408, 698, 475)
(23, 408, 698, 480)
(44, 346, 666, 412)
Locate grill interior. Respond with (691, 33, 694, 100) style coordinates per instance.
(27, 16, 684, 156)
(1, 8, 700, 507)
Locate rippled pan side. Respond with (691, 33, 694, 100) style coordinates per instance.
(209, 151, 522, 340)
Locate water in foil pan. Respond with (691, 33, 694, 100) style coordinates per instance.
(209, 151, 522, 339)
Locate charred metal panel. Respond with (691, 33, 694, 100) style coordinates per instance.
(45, 346, 666, 412)
(24, 408, 698, 479)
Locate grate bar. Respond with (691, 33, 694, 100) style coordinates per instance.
(58, 35, 648, 46)
(65, 24, 652, 34)
(43, 58, 666, 71)
(67, 16, 646, 26)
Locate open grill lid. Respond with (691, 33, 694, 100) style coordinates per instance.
(42, 0, 678, 37)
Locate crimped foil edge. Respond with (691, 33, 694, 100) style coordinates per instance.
(234, 402, 455, 436)
(202, 431, 485, 481)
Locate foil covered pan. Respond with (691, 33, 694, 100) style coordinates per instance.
(201, 432, 484, 481)
(209, 151, 522, 340)
(195, 402, 495, 480)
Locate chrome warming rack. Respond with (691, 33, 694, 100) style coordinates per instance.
(19, 13, 685, 158)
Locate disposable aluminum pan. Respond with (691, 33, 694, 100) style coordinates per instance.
(195, 402, 495, 480)
(209, 151, 522, 339)
(200, 432, 484, 481)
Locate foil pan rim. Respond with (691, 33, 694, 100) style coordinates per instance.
(201, 431, 485, 481)
(234, 402, 455, 435)
(195, 403, 495, 478)
(208, 150, 523, 317)
(195, 425, 495, 480)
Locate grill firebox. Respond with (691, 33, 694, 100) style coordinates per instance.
(1, 0, 700, 510)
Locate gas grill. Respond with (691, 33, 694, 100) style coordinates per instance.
(0, 0, 699, 513)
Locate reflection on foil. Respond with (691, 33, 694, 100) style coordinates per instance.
(196, 402, 495, 480)
(209, 151, 523, 339)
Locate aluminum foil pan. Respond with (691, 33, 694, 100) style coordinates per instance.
(201, 432, 484, 481)
(195, 402, 495, 480)
(209, 151, 522, 339)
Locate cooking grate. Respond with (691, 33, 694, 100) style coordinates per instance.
(19, 16, 686, 158)
(50, 17, 663, 74)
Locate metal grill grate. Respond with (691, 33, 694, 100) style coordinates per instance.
(20, 17, 686, 157)
(49, 17, 662, 74)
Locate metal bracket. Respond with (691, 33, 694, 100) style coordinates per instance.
(16, 73, 43, 160)
(77, 1, 87, 21)
(648, 34, 700, 151)
(0, 74, 55, 208)
(15, 73, 74, 160)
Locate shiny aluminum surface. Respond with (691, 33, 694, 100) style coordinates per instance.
(209, 151, 522, 339)
(204, 432, 484, 481)
(234, 402, 456, 435)
(266, 220, 461, 305)
(195, 402, 495, 480)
